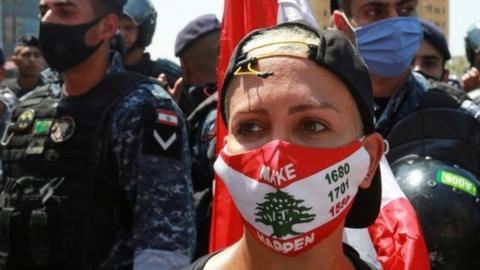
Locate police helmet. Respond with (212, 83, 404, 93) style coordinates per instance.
(390, 155, 480, 270)
(123, 0, 157, 47)
(465, 21, 480, 66)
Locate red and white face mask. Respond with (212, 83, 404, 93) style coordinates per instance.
(214, 140, 371, 256)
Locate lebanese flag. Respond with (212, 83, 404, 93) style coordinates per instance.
(367, 158, 431, 270)
(211, 0, 318, 252)
(343, 158, 431, 270)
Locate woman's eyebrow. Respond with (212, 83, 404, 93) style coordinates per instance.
(235, 108, 269, 115)
(288, 102, 340, 114)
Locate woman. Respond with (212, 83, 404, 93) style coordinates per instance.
(186, 22, 384, 270)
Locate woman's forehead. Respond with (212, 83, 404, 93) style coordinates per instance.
(227, 57, 354, 111)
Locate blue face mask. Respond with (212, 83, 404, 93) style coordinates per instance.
(355, 17, 423, 78)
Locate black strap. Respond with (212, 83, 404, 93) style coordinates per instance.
(187, 92, 218, 125)
(29, 209, 50, 265)
(343, 243, 373, 270)
(0, 208, 13, 266)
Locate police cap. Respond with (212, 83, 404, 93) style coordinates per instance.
(175, 14, 221, 57)
(421, 19, 451, 62)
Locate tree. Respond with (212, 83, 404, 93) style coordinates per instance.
(255, 190, 316, 238)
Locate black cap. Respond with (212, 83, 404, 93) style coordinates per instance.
(175, 14, 221, 57)
(17, 35, 40, 48)
(421, 19, 451, 61)
(100, 0, 127, 12)
(220, 22, 381, 228)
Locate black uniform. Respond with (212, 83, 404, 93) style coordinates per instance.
(125, 52, 180, 88)
(125, 52, 196, 115)
(0, 56, 196, 269)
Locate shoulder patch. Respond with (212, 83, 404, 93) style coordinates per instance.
(157, 109, 179, 127)
(143, 109, 182, 158)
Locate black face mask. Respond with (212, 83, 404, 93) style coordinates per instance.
(39, 17, 104, 72)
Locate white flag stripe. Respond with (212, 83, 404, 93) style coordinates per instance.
(379, 156, 406, 207)
(277, 0, 319, 29)
(215, 157, 276, 234)
(158, 112, 178, 125)
(283, 149, 370, 233)
(215, 147, 371, 238)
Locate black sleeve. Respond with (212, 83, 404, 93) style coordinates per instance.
(182, 251, 221, 270)
(343, 243, 374, 270)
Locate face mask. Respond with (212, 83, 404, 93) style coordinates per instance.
(39, 17, 104, 72)
(355, 17, 423, 78)
(214, 140, 370, 256)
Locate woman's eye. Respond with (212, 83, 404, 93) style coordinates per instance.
(299, 120, 326, 133)
(236, 122, 264, 135)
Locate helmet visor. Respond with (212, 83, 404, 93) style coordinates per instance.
(123, 0, 156, 26)
(467, 22, 480, 52)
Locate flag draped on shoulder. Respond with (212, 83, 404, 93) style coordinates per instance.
(367, 158, 431, 270)
(344, 158, 431, 270)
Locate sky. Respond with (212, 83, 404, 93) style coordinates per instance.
(449, 0, 480, 57)
(148, 0, 224, 63)
(148, 0, 480, 63)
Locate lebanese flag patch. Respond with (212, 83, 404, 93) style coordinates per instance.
(157, 109, 178, 127)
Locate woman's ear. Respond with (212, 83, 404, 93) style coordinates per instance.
(359, 133, 385, 189)
(223, 135, 230, 146)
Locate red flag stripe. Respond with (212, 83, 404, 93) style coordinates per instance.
(366, 158, 431, 270)
(368, 198, 431, 270)
(211, 0, 279, 252)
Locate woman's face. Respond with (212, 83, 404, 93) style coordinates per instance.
(226, 57, 362, 154)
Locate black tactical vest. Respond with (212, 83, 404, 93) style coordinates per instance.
(0, 71, 147, 269)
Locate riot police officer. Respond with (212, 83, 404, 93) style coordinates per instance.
(412, 19, 451, 82)
(0, 0, 195, 269)
(386, 107, 480, 270)
(463, 21, 480, 101)
(174, 14, 220, 258)
(119, 0, 181, 87)
(120, 0, 195, 115)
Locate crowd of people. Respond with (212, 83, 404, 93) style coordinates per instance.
(0, 0, 478, 269)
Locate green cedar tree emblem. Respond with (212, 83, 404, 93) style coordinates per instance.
(255, 190, 316, 238)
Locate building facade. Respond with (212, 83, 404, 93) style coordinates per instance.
(1, 0, 39, 56)
(309, 0, 331, 30)
(309, 0, 449, 39)
(417, 0, 449, 39)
